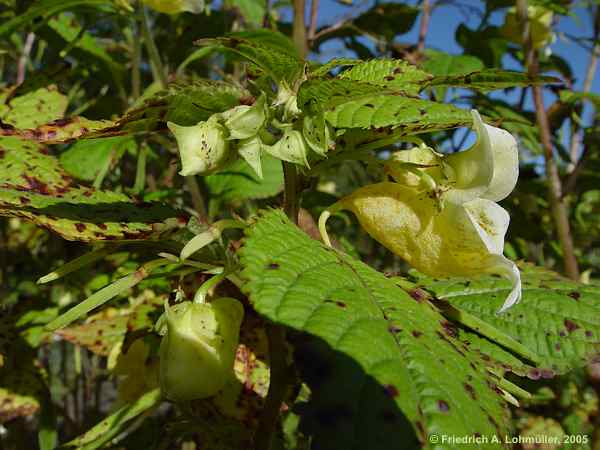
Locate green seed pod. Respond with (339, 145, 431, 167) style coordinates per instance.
(265, 129, 310, 168)
(222, 94, 268, 140)
(168, 116, 233, 176)
(159, 297, 244, 402)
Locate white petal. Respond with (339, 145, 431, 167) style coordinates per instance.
(463, 198, 510, 255)
(484, 254, 522, 313)
(480, 124, 519, 202)
(444, 110, 494, 203)
(167, 121, 208, 176)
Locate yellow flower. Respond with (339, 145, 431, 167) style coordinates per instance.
(501, 6, 554, 49)
(320, 110, 521, 313)
(159, 297, 244, 401)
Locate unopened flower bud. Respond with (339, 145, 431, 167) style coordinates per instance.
(222, 94, 267, 140)
(159, 297, 244, 402)
(168, 116, 233, 176)
(265, 129, 310, 168)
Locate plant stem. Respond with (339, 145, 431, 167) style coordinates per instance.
(185, 176, 207, 223)
(140, 6, 168, 88)
(282, 162, 299, 224)
(417, 0, 431, 55)
(308, 0, 319, 41)
(131, 17, 142, 100)
(293, 0, 307, 59)
(17, 32, 35, 84)
(516, 0, 580, 280)
(567, 5, 599, 172)
(254, 324, 288, 450)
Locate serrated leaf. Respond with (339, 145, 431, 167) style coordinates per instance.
(413, 264, 600, 376)
(0, 86, 68, 129)
(297, 78, 384, 113)
(0, 79, 247, 143)
(0, 137, 183, 241)
(240, 209, 511, 448)
(310, 58, 360, 77)
(205, 154, 283, 201)
(423, 51, 485, 77)
(197, 32, 303, 84)
(339, 59, 432, 95)
(427, 69, 561, 91)
(0, 116, 116, 143)
(325, 94, 472, 132)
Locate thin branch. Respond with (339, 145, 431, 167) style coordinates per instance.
(567, 6, 599, 172)
(308, 0, 319, 41)
(17, 32, 35, 85)
(417, 0, 431, 55)
(253, 324, 289, 450)
(516, 0, 580, 280)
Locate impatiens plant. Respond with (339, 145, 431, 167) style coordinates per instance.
(1, 1, 600, 449)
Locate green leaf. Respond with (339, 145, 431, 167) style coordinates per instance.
(42, 13, 125, 81)
(0, 0, 116, 38)
(60, 137, 134, 181)
(46, 259, 170, 331)
(297, 78, 384, 113)
(339, 59, 432, 95)
(0, 79, 247, 143)
(197, 31, 303, 84)
(325, 94, 472, 132)
(0, 86, 68, 129)
(123, 79, 249, 128)
(310, 58, 360, 77)
(0, 137, 182, 242)
(61, 389, 161, 450)
(413, 264, 600, 375)
(55, 310, 128, 356)
(422, 51, 485, 77)
(205, 155, 284, 202)
(427, 69, 561, 91)
(240, 209, 511, 447)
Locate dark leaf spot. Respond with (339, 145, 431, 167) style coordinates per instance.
(437, 400, 449, 412)
(564, 319, 580, 333)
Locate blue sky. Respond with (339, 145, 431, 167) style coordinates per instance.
(310, 0, 598, 92)
(295, 0, 598, 155)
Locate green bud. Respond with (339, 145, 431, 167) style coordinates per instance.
(159, 297, 244, 402)
(303, 113, 334, 157)
(265, 129, 310, 168)
(222, 94, 268, 140)
(275, 83, 301, 121)
(168, 116, 233, 176)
